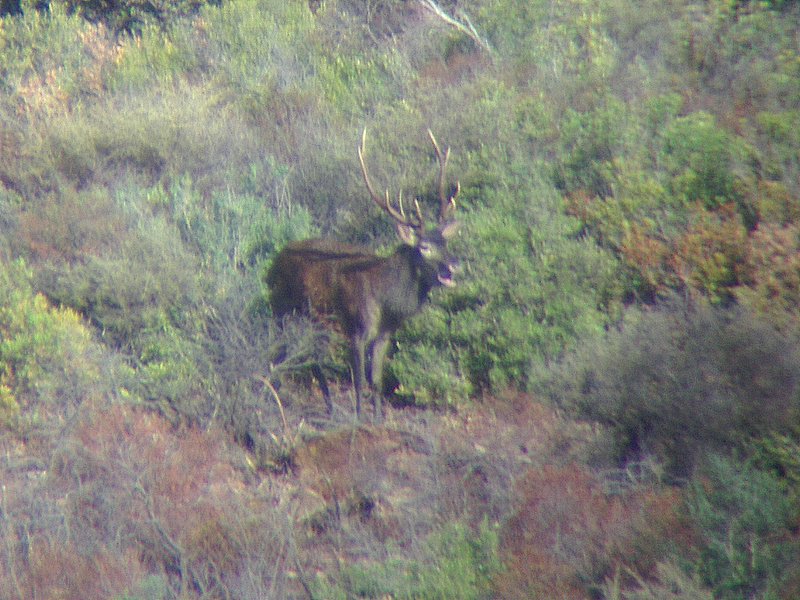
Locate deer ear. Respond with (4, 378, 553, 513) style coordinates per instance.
(396, 223, 418, 246)
(438, 220, 460, 240)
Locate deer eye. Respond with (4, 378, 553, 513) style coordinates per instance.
(419, 241, 436, 257)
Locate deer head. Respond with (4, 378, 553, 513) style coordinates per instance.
(358, 128, 461, 286)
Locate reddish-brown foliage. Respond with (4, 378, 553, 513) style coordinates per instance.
(295, 427, 398, 504)
(495, 464, 692, 599)
(738, 222, 800, 324)
(568, 187, 754, 303)
(0, 402, 284, 599)
(292, 425, 430, 546)
(670, 203, 750, 300)
(619, 222, 673, 297)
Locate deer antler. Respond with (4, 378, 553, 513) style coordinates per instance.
(427, 129, 460, 223)
(359, 129, 424, 229)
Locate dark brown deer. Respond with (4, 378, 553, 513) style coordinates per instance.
(267, 129, 460, 419)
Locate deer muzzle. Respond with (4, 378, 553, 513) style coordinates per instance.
(437, 258, 461, 288)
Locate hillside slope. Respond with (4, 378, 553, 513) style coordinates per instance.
(1, 0, 799, 597)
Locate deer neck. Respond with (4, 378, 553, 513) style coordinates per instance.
(380, 245, 437, 318)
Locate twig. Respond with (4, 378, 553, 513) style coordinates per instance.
(1, 485, 24, 600)
(259, 375, 291, 441)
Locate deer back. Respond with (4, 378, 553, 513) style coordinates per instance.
(268, 239, 371, 319)
(267, 239, 442, 337)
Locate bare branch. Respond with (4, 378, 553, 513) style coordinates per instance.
(418, 0, 492, 54)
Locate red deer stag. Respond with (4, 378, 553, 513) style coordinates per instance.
(267, 129, 460, 419)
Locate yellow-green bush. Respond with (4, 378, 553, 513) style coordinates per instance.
(0, 259, 101, 430)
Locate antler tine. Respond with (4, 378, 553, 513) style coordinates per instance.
(413, 198, 424, 225)
(359, 128, 422, 228)
(427, 129, 459, 222)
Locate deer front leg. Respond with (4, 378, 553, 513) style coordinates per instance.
(368, 333, 391, 420)
(351, 333, 368, 418)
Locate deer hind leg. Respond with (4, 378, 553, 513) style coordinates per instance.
(311, 364, 332, 415)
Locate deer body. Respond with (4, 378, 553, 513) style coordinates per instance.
(267, 130, 459, 419)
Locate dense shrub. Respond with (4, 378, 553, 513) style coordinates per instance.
(541, 298, 800, 479)
(14, 184, 128, 262)
(53, 0, 219, 34)
(0, 2, 109, 111)
(140, 172, 315, 271)
(562, 105, 757, 303)
(736, 222, 800, 327)
(41, 84, 265, 192)
(555, 98, 631, 198)
(670, 203, 750, 302)
(661, 112, 739, 208)
(37, 222, 200, 349)
(661, 111, 757, 227)
(755, 111, 800, 198)
(0, 402, 299, 599)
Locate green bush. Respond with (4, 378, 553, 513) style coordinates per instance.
(749, 432, 800, 489)
(675, 0, 800, 116)
(43, 83, 263, 193)
(410, 520, 500, 600)
(33, 214, 211, 418)
(756, 110, 800, 178)
(391, 165, 619, 405)
(107, 20, 197, 88)
(479, 0, 618, 103)
(195, 0, 317, 119)
(554, 97, 631, 198)
(38, 220, 200, 349)
(660, 112, 748, 212)
(141, 170, 314, 272)
(312, 520, 499, 600)
(389, 334, 473, 406)
(0, 2, 105, 109)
